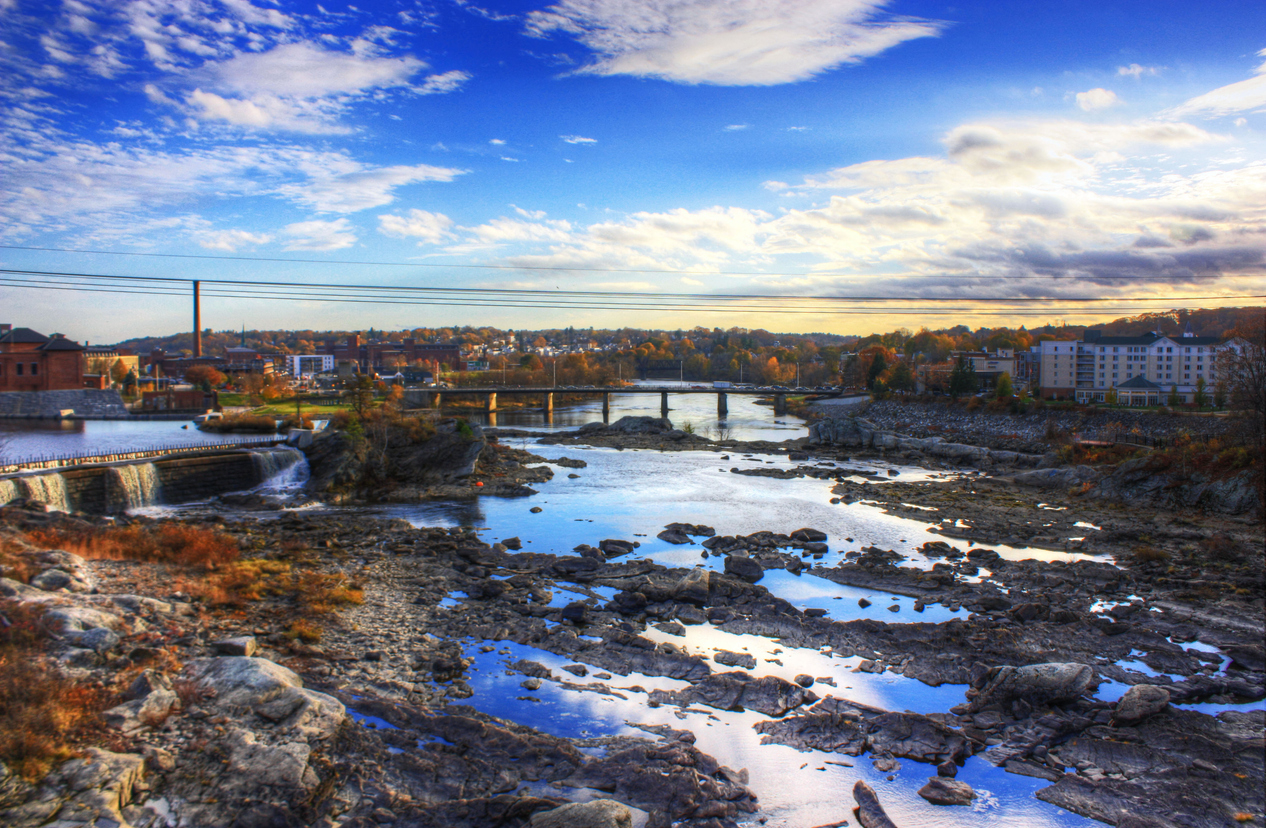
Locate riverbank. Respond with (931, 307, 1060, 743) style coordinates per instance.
(0, 421, 1261, 828)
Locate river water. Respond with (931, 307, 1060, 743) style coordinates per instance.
(0, 399, 1186, 827)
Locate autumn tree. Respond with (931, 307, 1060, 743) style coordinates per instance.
(185, 365, 227, 388)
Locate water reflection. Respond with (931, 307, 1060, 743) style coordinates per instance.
(455, 637, 1097, 828)
(0, 418, 275, 461)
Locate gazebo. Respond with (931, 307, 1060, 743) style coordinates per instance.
(1115, 375, 1163, 406)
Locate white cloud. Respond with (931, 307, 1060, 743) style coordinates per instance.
(525, 0, 944, 86)
(278, 164, 467, 213)
(186, 88, 348, 133)
(1166, 49, 1266, 119)
(196, 229, 273, 251)
(282, 218, 356, 251)
(560, 134, 597, 144)
(1075, 88, 1121, 111)
(463, 216, 574, 244)
(418, 70, 471, 94)
(1117, 63, 1159, 79)
(208, 40, 425, 98)
(723, 123, 749, 131)
(489, 138, 506, 145)
(377, 209, 455, 244)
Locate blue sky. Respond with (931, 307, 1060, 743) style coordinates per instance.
(1, 0, 1264, 343)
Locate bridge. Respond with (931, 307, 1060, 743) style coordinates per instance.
(401, 385, 845, 420)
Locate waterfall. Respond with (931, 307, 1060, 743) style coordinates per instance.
(250, 448, 309, 493)
(0, 478, 17, 506)
(17, 473, 70, 512)
(107, 462, 162, 512)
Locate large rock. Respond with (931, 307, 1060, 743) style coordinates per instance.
(529, 799, 632, 828)
(223, 728, 319, 792)
(1113, 685, 1170, 725)
(968, 662, 1094, 712)
(1012, 466, 1100, 489)
(606, 416, 675, 434)
(724, 555, 764, 583)
(45, 606, 124, 633)
(304, 418, 486, 493)
(918, 776, 976, 805)
(853, 780, 898, 828)
(182, 657, 345, 740)
(673, 569, 712, 606)
(650, 671, 815, 717)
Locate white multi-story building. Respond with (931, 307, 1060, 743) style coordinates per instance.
(286, 354, 335, 378)
(1036, 324, 1234, 404)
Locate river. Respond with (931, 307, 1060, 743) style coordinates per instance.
(0, 398, 1235, 827)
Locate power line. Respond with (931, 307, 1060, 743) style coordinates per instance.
(2, 269, 1261, 306)
(0, 275, 1254, 317)
(1, 243, 1247, 281)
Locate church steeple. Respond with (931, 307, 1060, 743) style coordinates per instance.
(240, 324, 247, 347)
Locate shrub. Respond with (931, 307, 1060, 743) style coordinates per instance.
(0, 601, 112, 781)
(286, 619, 322, 643)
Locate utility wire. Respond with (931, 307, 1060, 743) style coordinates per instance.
(2, 269, 1261, 305)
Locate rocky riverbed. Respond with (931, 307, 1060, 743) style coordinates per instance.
(0, 413, 1261, 828)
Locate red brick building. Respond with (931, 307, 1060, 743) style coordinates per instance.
(0, 325, 87, 392)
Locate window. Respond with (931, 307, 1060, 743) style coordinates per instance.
(30, 363, 38, 375)
(16, 363, 22, 376)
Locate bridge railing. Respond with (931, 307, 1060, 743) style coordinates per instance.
(0, 436, 287, 475)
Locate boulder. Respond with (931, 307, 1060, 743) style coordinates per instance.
(724, 555, 764, 583)
(853, 780, 898, 828)
(599, 539, 636, 558)
(714, 650, 757, 670)
(791, 528, 828, 543)
(657, 528, 692, 544)
(65, 627, 120, 653)
(45, 606, 124, 633)
(529, 799, 633, 828)
(560, 601, 588, 625)
(918, 777, 976, 806)
(968, 662, 1094, 712)
(182, 657, 346, 740)
(673, 569, 712, 606)
(223, 728, 319, 791)
(1113, 684, 1170, 725)
(607, 416, 674, 434)
(213, 636, 259, 657)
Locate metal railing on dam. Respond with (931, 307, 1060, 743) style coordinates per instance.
(0, 436, 287, 475)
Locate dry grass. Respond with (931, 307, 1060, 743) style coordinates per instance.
(25, 523, 240, 569)
(286, 618, 323, 643)
(1133, 545, 1171, 564)
(0, 601, 113, 780)
(0, 533, 37, 583)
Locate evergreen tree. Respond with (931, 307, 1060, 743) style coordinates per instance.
(866, 352, 888, 389)
(948, 355, 977, 398)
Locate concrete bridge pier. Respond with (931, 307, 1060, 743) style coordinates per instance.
(486, 411, 497, 427)
(485, 392, 497, 413)
(543, 392, 554, 414)
(601, 392, 610, 423)
(432, 392, 442, 410)
(717, 392, 728, 418)
(660, 391, 669, 418)
(773, 393, 787, 416)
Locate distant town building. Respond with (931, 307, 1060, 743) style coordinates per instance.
(321, 334, 465, 373)
(0, 325, 87, 392)
(1035, 325, 1233, 403)
(286, 354, 336, 377)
